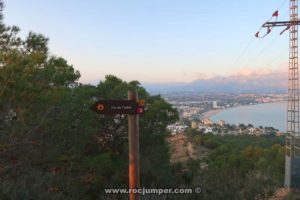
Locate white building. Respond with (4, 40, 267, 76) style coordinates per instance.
(204, 127, 213, 134)
(191, 121, 198, 129)
(167, 123, 188, 135)
(213, 101, 218, 109)
(218, 120, 225, 127)
(202, 118, 213, 125)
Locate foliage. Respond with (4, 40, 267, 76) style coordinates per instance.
(191, 134, 285, 199)
(0, 1, 288, 199)
(0, 1, 180, 199)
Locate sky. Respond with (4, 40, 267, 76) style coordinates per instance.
(3, 0, 291, 84)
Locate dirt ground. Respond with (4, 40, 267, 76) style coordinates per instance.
(167, 134, 294, 200)
(268, 188, 290, 200)
(166, 133, 209, 167)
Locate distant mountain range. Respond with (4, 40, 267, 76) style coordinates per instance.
(142, 72, 287, 94)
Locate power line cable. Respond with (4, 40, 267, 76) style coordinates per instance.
(263, 46, 289, 68)
(243, 34, 281, 69)
(230, 0, 289, 75)
(230, 0, 288, 70)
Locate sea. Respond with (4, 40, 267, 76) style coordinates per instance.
(210, 102, 287, 131)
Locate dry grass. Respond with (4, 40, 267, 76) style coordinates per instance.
(166, 134, 209, 164)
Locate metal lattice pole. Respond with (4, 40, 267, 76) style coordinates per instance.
(257, 0, 300, 188)
(285, 0, 300, 188)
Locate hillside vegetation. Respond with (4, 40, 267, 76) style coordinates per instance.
(187, 131, 285, 199)
(0, 1, 288, 199)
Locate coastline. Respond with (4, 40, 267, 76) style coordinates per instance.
(200, 109, 224, 120)
(200, 101, 287, 121)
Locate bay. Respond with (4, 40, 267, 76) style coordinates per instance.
(210, 102, 287, 131)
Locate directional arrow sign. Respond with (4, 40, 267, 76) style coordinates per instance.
(91, 100, 142, 115)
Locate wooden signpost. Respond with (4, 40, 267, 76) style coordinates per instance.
(91, 91, 144, 200)
(127, 91, 140, 200)
(91, 100, 144, 115)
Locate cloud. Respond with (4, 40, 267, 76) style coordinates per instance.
(233, 66, 287, 77)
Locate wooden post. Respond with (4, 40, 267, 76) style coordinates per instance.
(128, 91, 139, 200)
